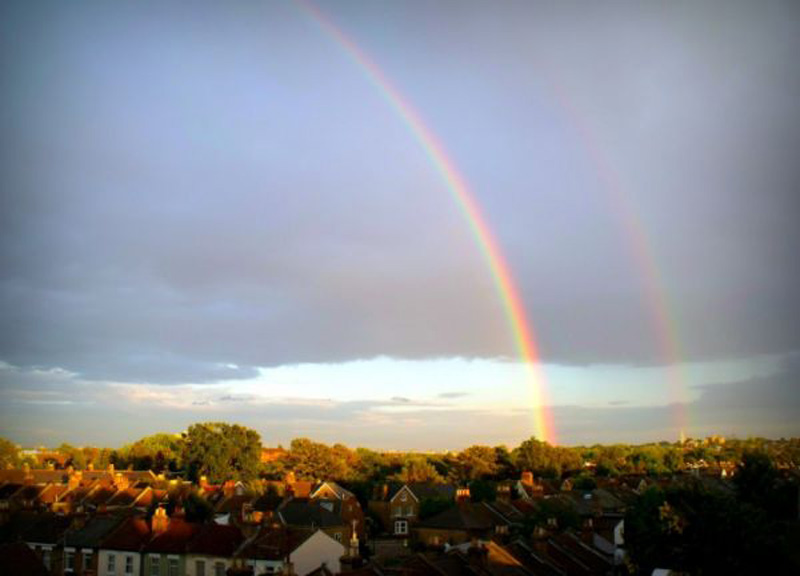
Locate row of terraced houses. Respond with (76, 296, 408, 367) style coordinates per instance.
(0, 463, 751, 575)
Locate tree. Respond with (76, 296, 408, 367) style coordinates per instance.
(183, 422, 261, 483)
(456, 446, 498, 481)
(0, 437, 19, 469)
(289, 438, 347, 480)
(625, 483, 786, 574)
(395, 457, 443, 484)
(57, 444, 87, 469)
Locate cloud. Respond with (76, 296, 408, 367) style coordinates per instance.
(438, 392, 469, 399)
(2, 352, 798, 449)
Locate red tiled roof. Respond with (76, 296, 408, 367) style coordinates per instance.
(186, 523, 245, 557)
(143, 518, 201, 554)
(101, 516, 151, 551)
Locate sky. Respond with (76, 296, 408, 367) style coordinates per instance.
(1, 0, 799, 450)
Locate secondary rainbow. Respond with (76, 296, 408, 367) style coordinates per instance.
(541, 78, 688, 433)
(296, 0, 557, 444)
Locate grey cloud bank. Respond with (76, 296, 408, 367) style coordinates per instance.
(1, 0, 799, 444)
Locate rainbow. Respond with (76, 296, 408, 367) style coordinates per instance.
(296, 0, 557, 444)
(541, 79, 688, 433)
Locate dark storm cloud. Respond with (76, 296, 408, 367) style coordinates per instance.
(0, 0, 798, 385)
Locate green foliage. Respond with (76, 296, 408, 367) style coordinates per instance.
(396, 457, 443, 484)
(572, 474, 597, 491)
(625, 483, 787, 574)
(0, 437, 19, 469)
(183, 422, 261, 483)
(456, 445, 498, 481)
(289, 438, 353, 480)
(512, 437, 581, 478)
(56, 443, 87, 469)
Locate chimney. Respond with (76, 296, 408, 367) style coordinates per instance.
(497, 484, 511, 503)
(68, 470, 83, 491)
(521, 471, 534, 486)
(532, 526, 549, 555)
(340, 529, 363, 573)
(382, 484, 389, 500)
(151, 506, 170, 535)
(581, 518, 594, 544)
(113, 472, 129, 491)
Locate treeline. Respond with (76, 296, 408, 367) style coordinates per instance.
(2, 425, 799, 486)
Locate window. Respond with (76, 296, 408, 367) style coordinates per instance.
(394, 520, 408, 535)
(65, 549, 75, 571)
(83, 551, 93, 571)
(400, 492, 407, 502)
(196, 559, 206, 576)
(150, 556, 160, 576)
(334, 532, 342, 542)
(125, 555, 134, 574)
(406, 506, 414, 517)
(107, 554, 116, 574)
(214, 562, 225, 576)
(168, 558, 179, 576)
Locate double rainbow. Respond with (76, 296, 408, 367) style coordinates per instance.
(297, 0, 557, 443)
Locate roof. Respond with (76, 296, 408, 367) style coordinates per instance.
(143, 518, 201, 554)
(215, 493, 254, 514)
(186, 523, 244, 557)
(306, 565, 335, 576)
(65, 514, 127, 548)
(106, 487, 145, 507)
(279, 501, 346, 529)
(390, 483, 456, 502)
(416, 503, 494, 532)
(446, 541, 533, 575)
(0, 483, 23, 500)
(311, 481, 356, 501)
(237, 525, 316, 560)
(506, 540, 566, 576)
(20, 513, 72, 545)
(0, 542, 50, 576)
(100, 516, 151, 551)
(83, 486, 117, 508)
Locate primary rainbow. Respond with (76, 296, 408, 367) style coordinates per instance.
(297, 0, 557, 444)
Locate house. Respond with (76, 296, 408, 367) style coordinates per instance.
(369, 483, 456, 537)
(20, 512, 73, 574)
(309, 482, 365, 539)
(184, 522, 245, 576)
(278, 500, 348, 544)
(141, 507, 201, 576)
(0, 541, 51, 576)
(414, 503, 494, 547)
(97, 515, 151, 576)
(235, 525, 346, 576)
(63, 514, 127, 575)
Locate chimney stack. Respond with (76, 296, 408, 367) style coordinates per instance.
(151, 506, 170, 535)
